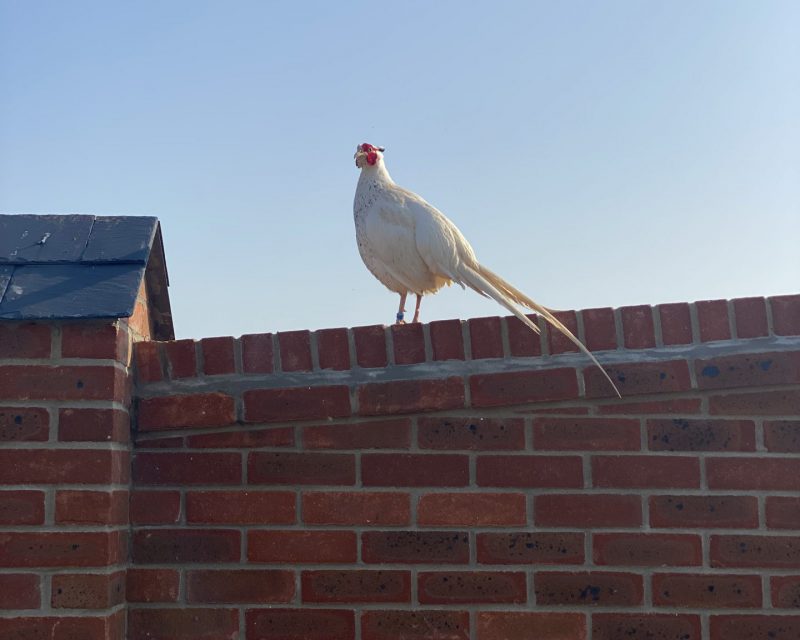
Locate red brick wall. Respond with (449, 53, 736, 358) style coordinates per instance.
(127, 295, 800, 640)
(2, 294, 799, 639)
(0, 319, 135, 639)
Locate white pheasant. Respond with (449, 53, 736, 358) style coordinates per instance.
(353, 142, 621, 397)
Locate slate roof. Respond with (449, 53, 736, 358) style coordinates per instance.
(0, 214, 174, 339)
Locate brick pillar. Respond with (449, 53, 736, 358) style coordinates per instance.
(0, 320, 135, 638)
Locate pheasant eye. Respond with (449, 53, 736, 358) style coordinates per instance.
(361, 143, 373, 152)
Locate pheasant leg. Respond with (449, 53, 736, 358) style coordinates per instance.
(395, 293, 407, 324)
(412, 294, 423, 323)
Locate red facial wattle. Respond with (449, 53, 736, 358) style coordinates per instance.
(366, 151, 378, 165)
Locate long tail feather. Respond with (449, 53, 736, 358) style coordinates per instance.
(462, 264, 622, 398)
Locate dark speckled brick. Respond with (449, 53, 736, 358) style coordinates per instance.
(362, 531, 469, 564)
(647, 418, 755, 452)
(418, 571, 527, 604)
(477, 532, 584, 565)
(362, 610, 469, 640)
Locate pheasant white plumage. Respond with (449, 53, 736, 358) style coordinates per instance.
(352, 142, 621, 397)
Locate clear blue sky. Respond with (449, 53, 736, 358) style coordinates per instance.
(2, 1, 798, 339)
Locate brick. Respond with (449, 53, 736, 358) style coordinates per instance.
(771, 575, 800, 608)
(477, 612, 585, 640)
(362, 531, 469, 564)
(187, 426, 294, 448)
(132, 529, 240, 564)
(659, 302, 693, 345)
(55, 490, 128, 525)
(593, 455, 699, 488)
(621, 305, 656, 349)
(477, 532, 585, 565)
(138, 392, 236, 431)
(711, 535, 800, 568)
(533, 417, 640, 451)
(353, 324, 387, 367)
(304, 418, 411, 449)
(430, 319, 465, 360)
(62, 322, 126, 360)
(187, 569, 294, 603)
(248, 530, 356, 563)
(129, 608, 239, 640)
(585, 360, 691, 398)
(469, 316, 503, 358)
(650, 495, 758, 529)
(764, 420, 800, 452)
(126, 568, 179, 603)
(593, 614, 699, 640)
(697, 298, 732, 341)
(536, 494, 641, 528)
(593, 533, 702, 566)
(648, 418, 755, 451)
(597, 398, 702, 415)
(546, 310, 580, 354)
(771, 294, 800, 335)
(163, 339, 196, 378)
(0, 449, 127, 484)
(130, 490, 180, 525)
(505, 313, 543, 358)
(391, 322, 425, 364)
(526, 406, 591, 415)
(59, 407, 129, 442)
(135, 434, 184, 448)
(249, 452, 355, 485)
(362, 453, 468, 487)
(134, 341, 162, 383)
(52, 571, 125, 609)
(733, 297, 769, 338)
(471, 368, 579, 407)
(0, 323, 51, 358)
(652, 573, 761, 608)
(133, 452, 241, 485)
(359, 377, 465, 416)
(710, 389, 800, 415)
(186, 490, 295, 524)
(302, 492, 410, 526)
(0, 573, 40, 609)
(302, 570, 410, 603)
(581, 307, 617, 351)
(0, 407, 49, 441)
(419, 571, 526, 604)
(0, 490, 45, 525)
(535, 571, 643, 607)
(418, 493, 526, 526)
(316, 327, 350, 370)
(363, 610, 468, 640)
(0, 616, 112, 639)
(128, 293, 151, 340)
(0, 364, 124, 401)
(707, 457, 800, 490)
(419, 416, 524, 450)
(200, 336, 235, 374)
(766, 497, 800, 529)
(477, 455, 583, 488)
(710, 615, 800, 640)
(247, 609, 354, 640)
(0, 531, 120, 567)
(696, 351, 800, 390)
(244, 385, 351, 422)
(278, 330, 312, 371)
(241, 332, 273, 373)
